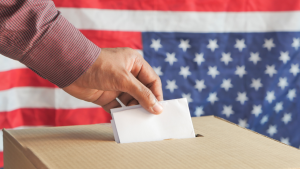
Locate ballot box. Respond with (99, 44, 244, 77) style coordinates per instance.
(3, 116, 300, 169)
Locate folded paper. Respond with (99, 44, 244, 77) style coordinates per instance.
(111, 98, 195, 143)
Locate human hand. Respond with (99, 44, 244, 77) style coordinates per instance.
(62, 48, 163, 114)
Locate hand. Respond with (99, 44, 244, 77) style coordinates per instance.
(62, 48, 164, 114)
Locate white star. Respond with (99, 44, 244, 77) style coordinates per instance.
(287, 89, 296, 101)
(235, 65, 247, 78)
(292, 38, 300, 50)
(150, 39, 162, 51)
(182, 93, 193, 103)
(238, 119, 249, 128)
(282, 113, 292, 125)
(249, 52, 261, 65)
(290, 64, 300, 76)
(178, 39, 191, 52)
(252, 105, 262, 117)
(234, 39, 246, 52)
(194, 106, 204, 117)
(194, 53, 205, 66)
(207, 39, 219, 52)
(179, 66, 191, 79)
(236, 92, 248, 105)
(207, 66, 219, 79)
(263, 38, 275, 51)
(280, 137, 290, 145)
(261, 115, 268, 125)
(207, 92, 218, 104)
(279, 51, 290, 64)
(194, 79, 206, 92)
(250, 78, 263, 91)
(165, 80, 178, 93)
(265, 91, 276, 103)
(165, 52, 177, 65)
(222, 105, 234, 118)
(153, 66, 163, 76)
(274, 102, 283, 113)
(267, 125, 277, 137)
(265, 65, 277, 77)
(278, 77, 288, 90)
(220, 52, 232, 65)
(221, 79, 233, 91)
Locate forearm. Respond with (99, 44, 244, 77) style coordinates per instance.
(0, 0, 101, 87)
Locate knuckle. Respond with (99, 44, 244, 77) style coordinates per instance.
(122, 48, 136, 59)
(123, 47, 132, 51)
(123, 47, 133, 54)
(134, 50, 143, 58)
(124, 47, 142, 59)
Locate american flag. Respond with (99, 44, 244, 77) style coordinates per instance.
(1, 0, 300, 167)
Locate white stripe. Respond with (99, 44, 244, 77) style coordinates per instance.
(0, 87, 99, 112)
(0, 54, 27, 72)
(58, 8, 300, 32)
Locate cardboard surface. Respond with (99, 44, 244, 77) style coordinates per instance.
(3, 116, 300, 169)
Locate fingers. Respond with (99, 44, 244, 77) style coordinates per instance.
(75, 48, 163, 115)
(130, 53, 163, 102)
(127, 99, 139, 106)
(118, 92, 138, 106)
(124, 73, 163, 115)
(147, 78, 163, 101)
(93, 91, 121, 106)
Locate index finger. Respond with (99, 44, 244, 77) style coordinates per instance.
(130, 53, 163, 101)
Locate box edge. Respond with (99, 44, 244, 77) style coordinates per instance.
(2, 129, 49, 169)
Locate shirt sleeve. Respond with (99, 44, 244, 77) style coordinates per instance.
(0, 0, 101, 88)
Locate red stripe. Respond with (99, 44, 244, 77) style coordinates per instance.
(80, 30, 142, 49)
(53, 0, 300, 11)
(0, 108, 111, 168)
(0, 69, 56, 91)
(0, 152, 2, 168)
(0, 108, 111, 129)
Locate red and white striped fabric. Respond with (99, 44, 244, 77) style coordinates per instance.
(0, 54, 112, 166)
(1, 0, 300, 167)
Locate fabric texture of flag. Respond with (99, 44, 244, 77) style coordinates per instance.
(1, 0, 300, 167)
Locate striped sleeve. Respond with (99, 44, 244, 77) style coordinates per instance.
(0, 0, 101, 88)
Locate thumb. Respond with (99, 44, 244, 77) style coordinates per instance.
(124, 74, 163, 115)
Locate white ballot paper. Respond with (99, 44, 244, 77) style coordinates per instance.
(110, 98, 195, 143)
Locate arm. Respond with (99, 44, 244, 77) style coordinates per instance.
(0, 0, 163, 114)
(0, 0, 100, 87)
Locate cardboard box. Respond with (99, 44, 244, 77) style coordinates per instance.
(3, 116, 300, 169)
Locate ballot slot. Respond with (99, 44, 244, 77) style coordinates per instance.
(110, 98, 195, 144)
(195, 134, 204, 137)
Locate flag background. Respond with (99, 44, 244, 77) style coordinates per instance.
(1, 0, 300, 167)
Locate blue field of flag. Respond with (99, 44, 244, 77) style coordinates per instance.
(142, 32, 300, 148)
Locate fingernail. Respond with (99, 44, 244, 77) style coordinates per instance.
(152, 102, 163, 114)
